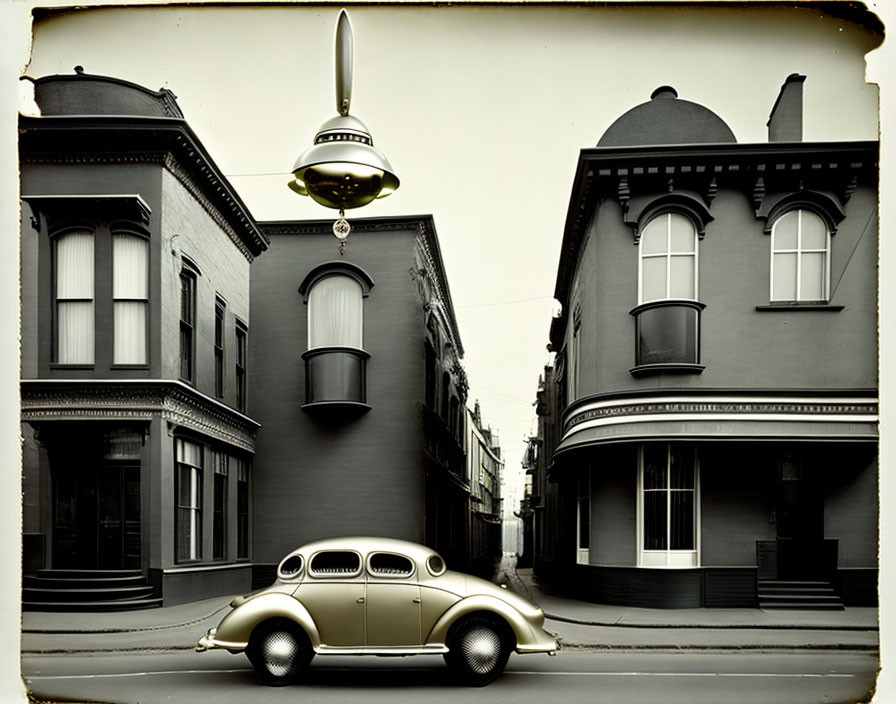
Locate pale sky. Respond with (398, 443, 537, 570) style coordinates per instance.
(4, 1, 896, 700)
(21, 6, 883, 503)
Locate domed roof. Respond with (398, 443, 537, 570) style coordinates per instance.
(29, 67, 184, 119)
(597, 86, 736, 147)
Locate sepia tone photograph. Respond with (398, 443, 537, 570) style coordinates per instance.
(3, 1, 893, 702)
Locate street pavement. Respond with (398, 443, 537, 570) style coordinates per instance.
(20, 558, 879, 655)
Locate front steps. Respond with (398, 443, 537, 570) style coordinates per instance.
(23, 569, 161, 612)
(758, 579, 845, 611)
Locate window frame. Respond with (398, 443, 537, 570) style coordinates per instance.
(638, 212, 699, 305)
(175, 438, 203, 564)
(236, 458, 250, 559)
(52, 226, 96, 366)
(214, 296, 226, 399)
(637, 444, 700, 568)
(212, 451, 228, 561)
(576, 466, 590, 566)
(179, 262, 199, 384)
(235, 320, 248, 412)
(111, 228, 150, 367)
(769, 208, 832, 304)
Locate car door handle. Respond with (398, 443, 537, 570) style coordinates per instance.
(356, 597, 365, 603)
(413, 597, 421, 604)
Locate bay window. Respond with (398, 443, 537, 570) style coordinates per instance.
(631, 212, 704, 374)
(299, 263, 374, 410)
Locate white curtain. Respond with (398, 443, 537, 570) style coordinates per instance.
(308, 275, 363, 348)
(55, 231, 94, 364)
(113, 234, 148, 364)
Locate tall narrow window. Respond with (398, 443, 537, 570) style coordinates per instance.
(55, 229, 95, 364)
(112, 232, 148, 365)
(639, 213, 697, 303)
(236, 458, 249, 559)
(214, 297, 226, 398)
(308, 274, 363, 349)
(639, 444, 698, 567)
(770, 209, 830, 302)
(577, 467, 590, 565)
(632, 212, 704, 373)
(179, 266, 197, 382)
(175, 439, 203, 562)
(212, 452, 228, 560)
(235, 322, 247, 412)
(299, 264, 373, 409)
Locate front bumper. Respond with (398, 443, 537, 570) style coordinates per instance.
(195, 628, 248, 653)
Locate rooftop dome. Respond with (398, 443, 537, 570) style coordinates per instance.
(597, 86, 736, 147)
(28, 66, 184, 119)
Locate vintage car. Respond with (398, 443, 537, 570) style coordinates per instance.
(196, 537, 557, 686)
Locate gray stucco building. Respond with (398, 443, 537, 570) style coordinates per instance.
(529, 76, 879, 608)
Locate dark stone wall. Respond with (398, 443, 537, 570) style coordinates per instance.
(249, 227, 427, 563)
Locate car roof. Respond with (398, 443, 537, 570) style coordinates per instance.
(295, 536, 441, 563)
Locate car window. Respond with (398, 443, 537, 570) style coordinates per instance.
(278, 554, 304, 580)
(309, 550, 362, 577)
(368, 552, 414, 578)
(426, 554, 446, 576)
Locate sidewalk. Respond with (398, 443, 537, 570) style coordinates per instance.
(21, 565, 880, 655)
(498, 560, 879, 651)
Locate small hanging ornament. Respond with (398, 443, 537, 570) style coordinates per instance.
(333, 209, 351, 255)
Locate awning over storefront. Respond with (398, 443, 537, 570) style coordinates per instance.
(554, 393, 878, 456)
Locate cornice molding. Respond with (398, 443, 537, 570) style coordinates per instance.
(163, 153, 255, 262)
(563, 393, 878, 435)
(18, 116, 268, 259)
(20, 379, 259, 452)
(554, 141, 879, 305)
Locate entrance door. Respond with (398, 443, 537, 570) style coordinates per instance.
(53, 460, 141, 570)
(776, 454, 824, 579)
(97, 463, 141, 569)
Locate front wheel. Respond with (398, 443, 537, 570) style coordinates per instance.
(246, 619, 313, 686)
(443, 615, 513, 686)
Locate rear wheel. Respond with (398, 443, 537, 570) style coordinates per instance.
(246, 619, 313, 686)
(443, 615, 513, 686)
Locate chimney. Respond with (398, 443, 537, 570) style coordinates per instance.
(767, 74, 806, 142)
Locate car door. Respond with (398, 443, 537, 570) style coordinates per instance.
(364, 552, 422, 646)
(294, 550, 365, 647)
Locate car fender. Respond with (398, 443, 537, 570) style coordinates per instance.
(425, 594, 534, 648)
(213, 591, 321, 648)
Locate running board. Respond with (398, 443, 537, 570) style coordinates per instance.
(315, 644, 449, 656)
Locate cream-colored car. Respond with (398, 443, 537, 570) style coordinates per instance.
(196, 537, 557, 686)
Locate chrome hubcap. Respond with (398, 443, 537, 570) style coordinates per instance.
(458, 627, 501, 675)
(261, 630, 298, 677)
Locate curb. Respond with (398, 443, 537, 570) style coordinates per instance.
(21, 604, 230, 635)
(500, 567, 879, 634)
(543, 612, 879, 632)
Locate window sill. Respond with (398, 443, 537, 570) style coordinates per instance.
(49, 364, 95, 370)
(302, 400, 372, 413)
(630, 363, 705, 377)
(111, 364, 150, 370)
(756, 303, 844, 312)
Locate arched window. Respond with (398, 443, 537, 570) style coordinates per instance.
(631, 212, 705, 375)
(770, 209, 830, 303)
(639, 212, 697, 303)
(308, 274, 364, 349)
(299, 263, 374, 411)
(54, 228, 95, 364)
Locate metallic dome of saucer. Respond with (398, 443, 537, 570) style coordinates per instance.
(289, 10, 399, 211)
